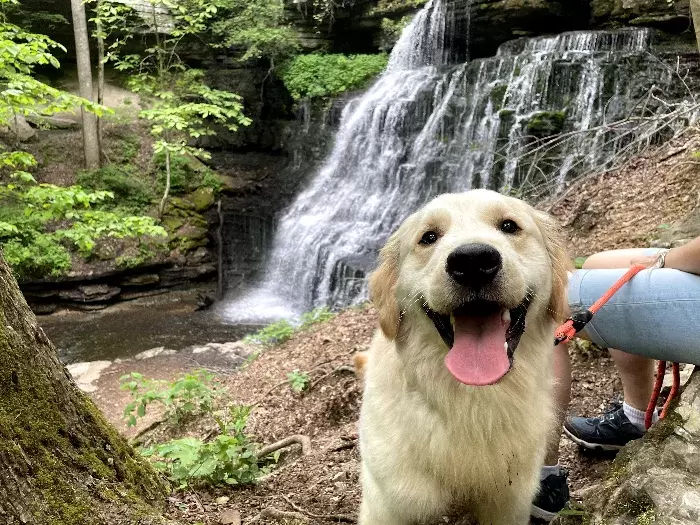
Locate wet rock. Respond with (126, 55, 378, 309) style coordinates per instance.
(58, 284, 121, 303)
(191, 341, 254, 359)
(583, 370, 700, 524)
(119, 273, 160, 287)
(67, 360, 113, 393)
(188, 247, 212, 263)
(133, 347, 177, 360)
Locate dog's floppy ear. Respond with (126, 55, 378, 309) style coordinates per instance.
(369, 232, 401, 339)
(534, 211, 570, 322)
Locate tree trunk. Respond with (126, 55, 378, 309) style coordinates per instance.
(692, 0, 700, 53)
(70, 0, 101, 170)
(0, 252, 170, 524)
(158, 149, 171, 218)
(95, 0, 106, 160)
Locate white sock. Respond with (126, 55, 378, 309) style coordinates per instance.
(623, 401, 657, 432)
(540, 464, 562, 480)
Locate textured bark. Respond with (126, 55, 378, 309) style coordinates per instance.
(692, 0, 700, 52)
(70, 0, 100, 170)
(0, 252, 170, 525)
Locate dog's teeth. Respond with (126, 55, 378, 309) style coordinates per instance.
(504, 342, 508, 351)
(501, 310, 511, 324)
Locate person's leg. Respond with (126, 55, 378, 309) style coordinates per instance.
(582, 249, 656, 412)
(608, 349, 655, 411)
(544, 342, 571, 466)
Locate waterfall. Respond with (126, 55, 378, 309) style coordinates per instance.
(220, 0, 679, 322)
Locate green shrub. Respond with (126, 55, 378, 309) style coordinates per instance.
(120, 370, 224, 427)
(300, 306, 335, 327)
(141, 406, 272, 488)
(244, 307, 336, 347)
(77, 165, 154, 209)
(244, 319, 296, 346)
(54, 210, 165, 257)
(281, 53, 389, 100)
(2, 234, 72, 280)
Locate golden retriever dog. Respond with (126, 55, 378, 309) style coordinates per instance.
(358, 190, 568, 525)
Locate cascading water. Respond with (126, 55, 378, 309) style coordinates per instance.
(220, 0, 681, 322)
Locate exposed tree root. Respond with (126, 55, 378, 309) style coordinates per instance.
(309, 365, 355, 391)
(258, 434, 311, 458)
(281, 495, 356, 522)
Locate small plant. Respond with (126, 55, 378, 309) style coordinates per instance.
(287, 370, 310, 393)
(243, 319, 296, 346)
(243, 307, 335, 347)
(300, 306, 335, 327)
(142, 406, 273, 488)
(120, 370, 224, 427)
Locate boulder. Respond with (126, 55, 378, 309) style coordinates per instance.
(582, 370, 700, 524)
(0, 114, 36, 142)
(187, 186, 216, 211)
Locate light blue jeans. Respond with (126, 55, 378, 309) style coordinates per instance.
(568, 267, 700, 365)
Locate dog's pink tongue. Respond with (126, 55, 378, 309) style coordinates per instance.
(445, 312, 510, 386)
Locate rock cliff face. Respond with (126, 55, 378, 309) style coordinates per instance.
(591, 0, 691, 30)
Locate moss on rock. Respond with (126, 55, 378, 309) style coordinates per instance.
(525, 110, 566, 138)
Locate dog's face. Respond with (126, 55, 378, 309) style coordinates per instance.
(370, 190, 568, 386)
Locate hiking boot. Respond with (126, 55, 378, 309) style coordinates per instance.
(563, 403, 644, 451)
(531, 467, 570, 522)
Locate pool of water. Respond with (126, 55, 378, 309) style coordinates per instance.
(38, 290, 258, 364)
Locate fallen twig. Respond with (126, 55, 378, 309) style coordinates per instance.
(251, 507, 308, 523)
(281, 495, 357, 523)
(309, 365, 355, 391)
(258, 434, 311, 458)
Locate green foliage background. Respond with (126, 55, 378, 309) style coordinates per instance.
(281, 53, 389, 100)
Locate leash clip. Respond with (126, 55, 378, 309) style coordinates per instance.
(570, 309, 593, 332)
(553, 309, 593, 345)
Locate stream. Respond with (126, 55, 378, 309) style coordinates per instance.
(39, 291, 257, 364)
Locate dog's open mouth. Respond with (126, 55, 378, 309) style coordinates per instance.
(422, 296, 531, 386)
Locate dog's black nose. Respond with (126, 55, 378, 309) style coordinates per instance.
(446, 243, 502, 287)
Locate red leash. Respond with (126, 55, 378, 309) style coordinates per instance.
(554, 264, 681, 430)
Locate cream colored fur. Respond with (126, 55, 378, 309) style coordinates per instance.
(358, 190, 568, 525)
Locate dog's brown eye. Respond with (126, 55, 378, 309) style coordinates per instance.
(500, 219, 520, 234)
(419, 231, 439, 245)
